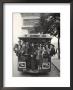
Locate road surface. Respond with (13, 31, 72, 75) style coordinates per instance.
(13, 53, 60, 77)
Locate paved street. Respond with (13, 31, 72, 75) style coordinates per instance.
(13, 53, 60, 77)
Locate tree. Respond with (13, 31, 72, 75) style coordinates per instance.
(46, 13, 60, 59)
(30, 13, 48, 34)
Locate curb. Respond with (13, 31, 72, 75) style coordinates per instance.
(51, 62, 60, 72)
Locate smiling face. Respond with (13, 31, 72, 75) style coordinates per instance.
(42, 47, 45, 51)
(46, 45, 48, 48)
(18, 40, 21, 45)
(31, 43, 34, 47)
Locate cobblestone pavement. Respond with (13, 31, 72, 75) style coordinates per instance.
(13, 53, 60, 77)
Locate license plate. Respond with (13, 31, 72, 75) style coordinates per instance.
(42, 62, 50, 69)
(18, 62, 26, 68)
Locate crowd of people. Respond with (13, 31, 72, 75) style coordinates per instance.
(14, 39, 56, 71)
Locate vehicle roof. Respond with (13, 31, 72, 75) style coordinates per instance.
(18, 34, 52, 39)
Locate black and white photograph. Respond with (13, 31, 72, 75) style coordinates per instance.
(4, 3, 70, 87)
(13, 13, 60, 77)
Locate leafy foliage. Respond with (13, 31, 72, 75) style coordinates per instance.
(30, 13, 60, 39)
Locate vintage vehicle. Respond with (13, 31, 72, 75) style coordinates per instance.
(14, 34, 52, 73)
